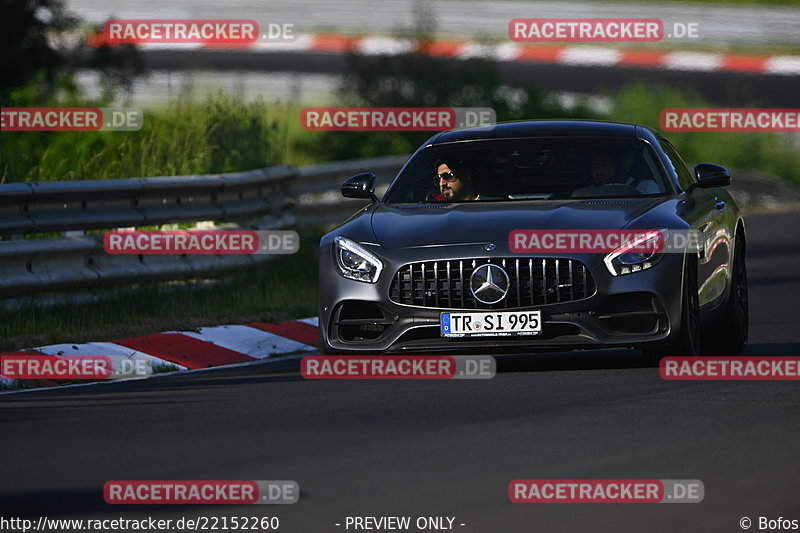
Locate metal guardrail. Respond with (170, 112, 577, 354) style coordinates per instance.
(0, 165, 296, 236)
(0, 156, 407, 298)
(294, 154, 407, 227)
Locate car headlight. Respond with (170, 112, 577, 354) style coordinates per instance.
(333, 236, 384, 283)
(604, 229, 667, 276)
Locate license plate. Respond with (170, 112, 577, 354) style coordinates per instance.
(440, 310, 542, 337)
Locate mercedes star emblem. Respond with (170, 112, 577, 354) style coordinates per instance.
(470, 264, 510, 305)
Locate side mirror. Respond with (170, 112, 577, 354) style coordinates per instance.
(342, 172, 379, 202)
(694, 164, 731, 188)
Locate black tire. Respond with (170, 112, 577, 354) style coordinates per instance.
(704, 235, 749, 355)
(642, 254, 700, 366)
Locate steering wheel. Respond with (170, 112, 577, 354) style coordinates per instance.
(425, 191, 446, 202)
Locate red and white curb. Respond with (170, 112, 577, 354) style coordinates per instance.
(88, 33, 800, 76)
(0, 317, 320, 390)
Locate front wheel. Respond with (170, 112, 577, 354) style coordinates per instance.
(704, 235, 748, 355)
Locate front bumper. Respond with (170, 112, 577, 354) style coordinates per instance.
(319, 244, 685, 354)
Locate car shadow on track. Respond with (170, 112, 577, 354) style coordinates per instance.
(494, 342, 800, 373)
(494, 349, 647, 373)
(743, 342, 800, 356)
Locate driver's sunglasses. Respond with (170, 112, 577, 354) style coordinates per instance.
(434, 171, 458, 185)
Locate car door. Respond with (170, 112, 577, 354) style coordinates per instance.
(660, 138, 732, 309)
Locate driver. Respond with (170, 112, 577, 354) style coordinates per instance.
(574, 150, 660, 196)
(433, 159, 478, 202)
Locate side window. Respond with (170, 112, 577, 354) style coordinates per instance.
(659, 139, 695, 191)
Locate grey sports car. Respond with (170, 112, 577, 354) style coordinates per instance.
(318, 120, 748, 363)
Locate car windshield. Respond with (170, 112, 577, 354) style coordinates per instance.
(384, 137, 670, 204)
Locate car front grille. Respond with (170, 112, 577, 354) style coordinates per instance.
(389, 258, 596, 309)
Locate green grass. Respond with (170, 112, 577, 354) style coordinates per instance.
(0, 96, 321, 183)
(0, 228, 323, 351)
(4, 82, 799, 185)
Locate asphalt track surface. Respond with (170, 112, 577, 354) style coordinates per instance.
(1, 210, 799, 533)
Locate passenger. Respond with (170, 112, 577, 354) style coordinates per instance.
(573, 151, 657, 196)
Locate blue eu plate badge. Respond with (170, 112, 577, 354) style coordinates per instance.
(440, 313, 451, 335)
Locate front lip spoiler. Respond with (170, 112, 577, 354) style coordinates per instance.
(332, 316, 671, 353)
(378, 335, 655, 355)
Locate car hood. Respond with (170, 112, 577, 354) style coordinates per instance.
(370, 199, 666, 249)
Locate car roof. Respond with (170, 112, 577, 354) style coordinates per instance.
(429, 119, 643, 145)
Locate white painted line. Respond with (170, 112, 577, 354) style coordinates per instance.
(23, 342, 183, 381)
(34, 343, 96, 356)
(458, 42, 495, 59)
(299, 317, 320, 327)
(764, 55, 800, 75)
(357, 36, 413, 56)
(30, 341, 186, 372)
(663, 51, 723, 71)
(87, 342, 188, 370)
(495, 43, 522, 62)
(178, 325, 316, 358)
(251, 35, 315, 52)
(560, 47, 622, 66)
